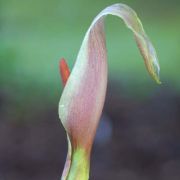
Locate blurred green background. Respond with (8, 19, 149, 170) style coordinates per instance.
(0, 0, 180, 180)
(0, 0, 180, 104)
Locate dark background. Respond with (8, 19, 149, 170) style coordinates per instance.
(0, 0, 180, 179)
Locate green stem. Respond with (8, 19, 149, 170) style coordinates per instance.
(67, 148, 90, 180)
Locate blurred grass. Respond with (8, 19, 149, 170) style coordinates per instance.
(0, 0, 180, 103)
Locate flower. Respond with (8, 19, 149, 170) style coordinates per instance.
(58, 3, 160, 180)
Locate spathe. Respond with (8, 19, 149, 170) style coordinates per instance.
(59, 3, 160, 180)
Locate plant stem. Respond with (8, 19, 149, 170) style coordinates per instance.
(67, 148, 90, 180)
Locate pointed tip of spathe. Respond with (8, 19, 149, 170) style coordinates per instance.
(150, 71, 161, 84)
(151, 65, 161, 85)
(155, 77, 162, 85)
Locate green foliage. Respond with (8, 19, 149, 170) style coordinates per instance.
(0, 0, 179, 103)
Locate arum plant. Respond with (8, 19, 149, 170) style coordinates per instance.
(58, 3, 160, 180)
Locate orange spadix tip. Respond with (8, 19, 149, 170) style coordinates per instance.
(59, 58, 70, 86)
